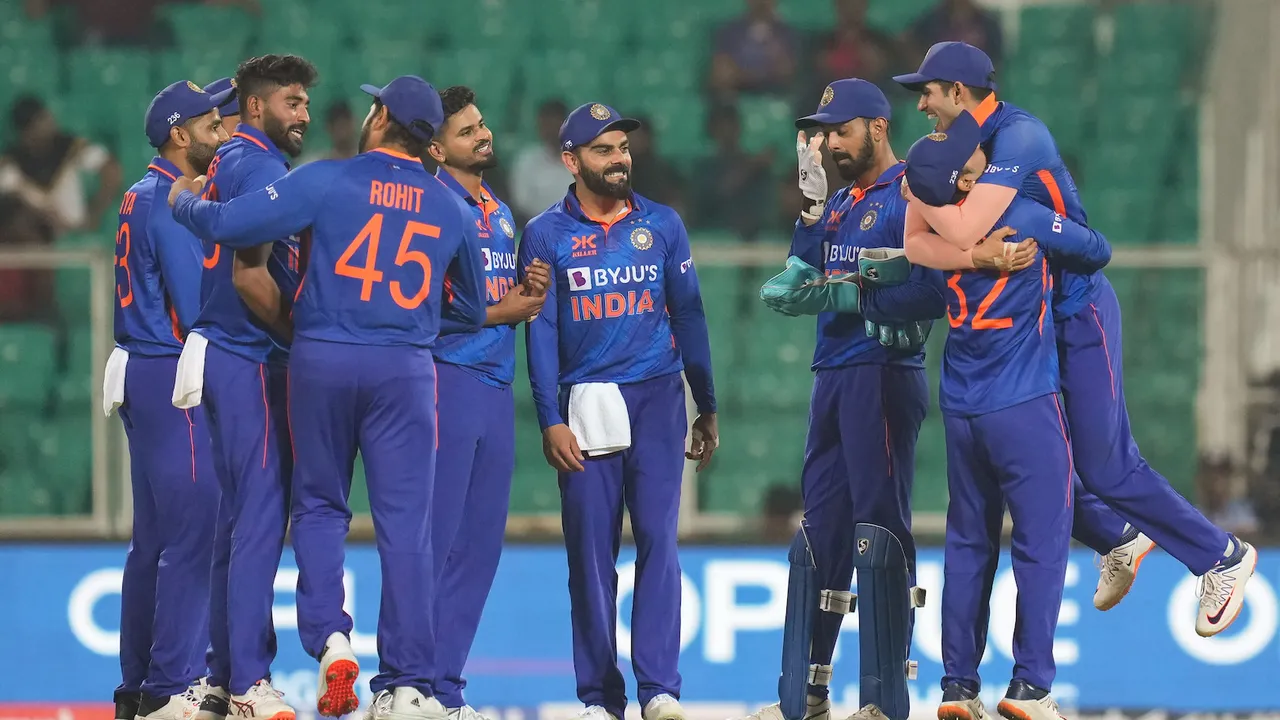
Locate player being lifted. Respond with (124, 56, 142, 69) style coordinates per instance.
(895, 41, 1257, 635)
(519, 103, 717, 720)
(108, 79, 230, 720)
(906, 110, 1113, 720)
(169, 75, 488, 720)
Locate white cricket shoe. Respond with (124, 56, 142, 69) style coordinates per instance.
(365, 690, 392, 720)
(842, 705, 885, 720)
(996, 681, 1064, 720)
(317, 632, 360, 717)
(643, 695, 685, 720)
(938, 684, 989, 720)
(377, 687, 447, 720)
(575, 707, 619, 720)
(447, 706, 494, 720)
(193, 683, 229, 720)
(1196, 539, 1258, 637)
(228, 680, 295, 720)
(1093, 531, 1156, 610)
(135, 685, 202, 720)
(736, 695, 830, 720)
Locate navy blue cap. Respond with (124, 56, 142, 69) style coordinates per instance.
(904, 110, 982, 207)
(144, 80, 234, 148)
(893, 42, 997, 92)
(795, 78, 892, 129)
(203, 77, 239, 117)
(558, 103, 640, 151)
(360, 76, 444, 141)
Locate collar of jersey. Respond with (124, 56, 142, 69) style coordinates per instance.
(971, 93, 999, 127)
(365, 147, 426, 169)
(231, 125, 290, 166)
(147, 156, 182, 182)
(435, 166, 498, 206)
(848, 161, 906, 203)
(561, 182, 646, 225)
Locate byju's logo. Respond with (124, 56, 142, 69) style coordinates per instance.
(567, 267, 592, 291)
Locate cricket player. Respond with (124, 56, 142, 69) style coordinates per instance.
(204, 77, 241, 133)
(108, 80, 230, 720)
(424, 85, 551, 720)
(894, 42, 1257, 635)
(906, 110, 1113, 720)
(750, 78, 946, 720)
(175, 54, 317, 720)
(170, 74, 488, 720)
(518, 103, 718, 720)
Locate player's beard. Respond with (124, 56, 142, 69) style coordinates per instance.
(580, 162, 631, 199)
(187, 139, 218, 175)
(832, 130, 875, 182)
(468, 138, 498, 172)
(265, 112, 307, 158)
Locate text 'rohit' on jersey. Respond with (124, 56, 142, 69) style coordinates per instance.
(191, 125, 298, 365)
(171, 148, 487, 349)
(431, 169, 521, 387)
(112, 156, 205, 357)
(519, 187, 715, 430)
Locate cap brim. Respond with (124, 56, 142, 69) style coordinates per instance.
(208, 88, 234, 108)
(892, 72, 932, 90)
(796, 112, 852, 129)
(360, 83, 384, 98)
(603, 118, 641, 134)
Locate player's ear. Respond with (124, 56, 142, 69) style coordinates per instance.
(168, 124, 189, 150)
(561, 149, 579, 175)
(426, 140, 446, 165)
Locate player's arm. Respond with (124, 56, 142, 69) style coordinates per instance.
(169, 163, 325, 247)
(1016, 205, 1112, 273)
(664, 215, 716, 416)
(860, 263, 947, 323)
(906, 183, 1018, 252)
(147, 204, 205, 332)
(440, 203, 487, 334)
(518, 224, 563, 431)
(788, 186, 846, 268)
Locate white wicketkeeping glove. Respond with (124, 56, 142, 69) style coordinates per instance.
(796, 131, 828, 204)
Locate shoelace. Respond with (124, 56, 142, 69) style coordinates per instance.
(577, 707, 610, 720)
(452, 707, 490, 720)
(251, 683, 285, 701)
(372, 692, 394, 718)
(1197, 570, 1232, 609)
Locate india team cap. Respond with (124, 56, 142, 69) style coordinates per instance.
(144, 80, 234, 148)
(203, 77, 240, 117)
(558, 103, 640, 151)
(904, 110, 982, 207)
(360, 75, 445, 141)
(893, 41, 997, 92)
(795, 78, 892, 129)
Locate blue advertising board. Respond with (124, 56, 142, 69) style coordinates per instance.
(0, 545, 1276, 714)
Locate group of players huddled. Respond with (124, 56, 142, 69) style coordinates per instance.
(105, 38, 1255, 720)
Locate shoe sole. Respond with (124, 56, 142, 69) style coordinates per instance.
(996, 701, 1038, 720)
(318, 659, 360, 717)
(1095, 541, 1156, 612)
(1196, 547, 1259, 637)
(938, 704, 982, 720)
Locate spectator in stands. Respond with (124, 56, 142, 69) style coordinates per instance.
(692, 103, 775, 241)
(708, 0, 800, 99)
(301, 100, 357, 164)
(811, 0, 901, 91)
(24, 0, 260, 46)
(903, 0, 1004, 71)
(510, 98, 572, 224)
(0, 95, 122, 237)
(625, 115, 687, 217)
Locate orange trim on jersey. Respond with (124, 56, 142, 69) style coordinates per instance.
(1036, 170, 1067, 215)
(368, 147, 424, 164)
(1037, 258, 1048, 335)
(184, 408, 197, 482)
(971, 94, 999, 126)
(148, 163, 179, 182)
(1052, 394, 1073, 508)
(1089, 303, 1117, 399)
(259, 364, 270, 468)
(169, 306, 183, 343)
(233, 131, 269, 151)
(581, 200, 632, 233)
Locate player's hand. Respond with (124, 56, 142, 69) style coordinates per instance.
(522, 259, 551, 297)
(686, 412, 718, 472)
(796, 131, 828, 203)
(167, 175, 206, 207)
(493, 282, 546, 325)
(543, 424, 585, 473)
(972, 227, 1036, 272)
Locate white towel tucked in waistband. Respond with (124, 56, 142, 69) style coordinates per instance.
(102, 347, 128, 417)
(172, 331, 209, 409)
(568, 382, 631, 457)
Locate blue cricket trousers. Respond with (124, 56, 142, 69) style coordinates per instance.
(801, 364, 927, 698)
(201, 342, 292, 694)
(431, 361, 516, 708)
(289, 338, 438, 697)
(559, 372, 687, 720)
(941, 394, 1074, 693)
(1059, 276, 1228, 574)
(117, 354, 219, 698)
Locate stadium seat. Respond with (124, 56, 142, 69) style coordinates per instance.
(866, 0, 940, 35)
(0, 468, 57, 517)
(737, 94, 795, 163)
(698, 413, 808, 514)
(157, 3, 254, 51)
(0, 324, 57, 409)
(1016, 4, 1096, 54)
(30, 414, 94, 514)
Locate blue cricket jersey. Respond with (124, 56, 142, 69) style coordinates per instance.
(789, 163, 946, 370)
(518, 186, 716, 430)
(192, 126, 300, 365)
(112, 157, 206, 357)
(973, 96, 1100, 321)
(431, 169, 519, 387)
(940, 196, 1110, 417)
(173, 147, 486, 347)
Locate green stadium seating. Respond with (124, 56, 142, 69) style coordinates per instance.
(157, 3, 254, 51)
(0, 324, 56, 409)
(30, 414, 94, 513)
(866, 0, 939, 35)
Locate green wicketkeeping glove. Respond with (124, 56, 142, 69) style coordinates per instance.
(857, 248, 912, 287)
(864, 319, 933, 352)
(761, 256, 832, 316)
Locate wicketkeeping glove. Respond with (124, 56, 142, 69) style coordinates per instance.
(864, 319, 934, 352)
(760, 256, 861, 316)
(796, 132, 828, 205)
(857, 247, 912, 287)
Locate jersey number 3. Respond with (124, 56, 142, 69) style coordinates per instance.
(336, 213, 436, 310)
(946, 271, 1012, 330)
